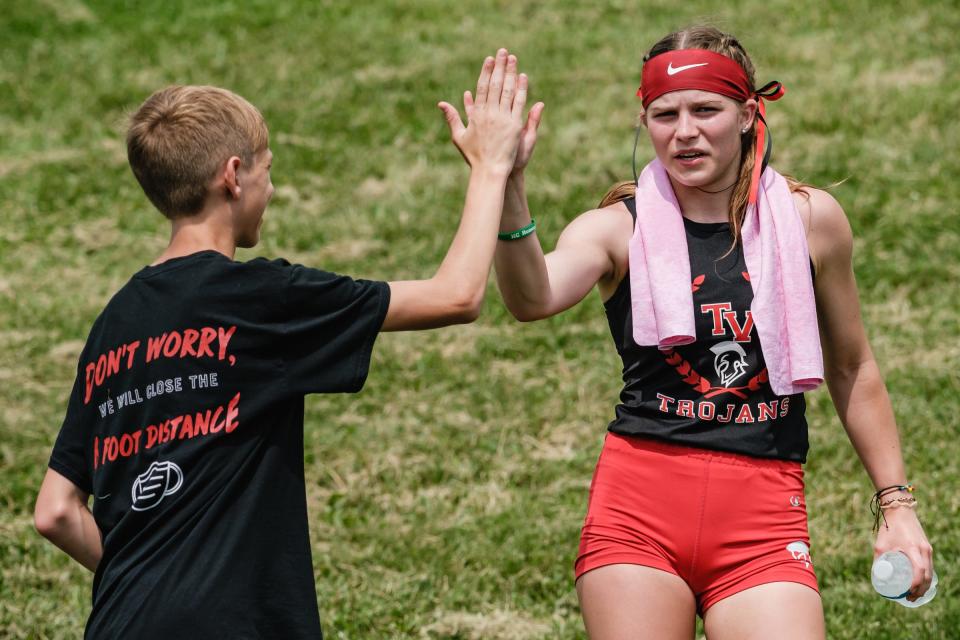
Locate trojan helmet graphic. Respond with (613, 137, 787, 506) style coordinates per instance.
(709, 341, 748, 387)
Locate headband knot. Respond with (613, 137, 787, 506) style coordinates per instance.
(749, 81, 785, 205)
(755, 80, 785, 102)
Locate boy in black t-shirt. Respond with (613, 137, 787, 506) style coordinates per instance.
(35, 49, 534, 638)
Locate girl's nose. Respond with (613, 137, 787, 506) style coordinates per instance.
(675, 111, 698, 140)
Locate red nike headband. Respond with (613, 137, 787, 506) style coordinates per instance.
(637, 49, 786, 205)
(638, 49, 752, 108)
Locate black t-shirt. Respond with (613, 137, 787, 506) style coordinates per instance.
(49, 250, 390, 639)
(605, 198, 809, 461)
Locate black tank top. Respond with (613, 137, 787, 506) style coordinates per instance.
(605, 198, 809, 462)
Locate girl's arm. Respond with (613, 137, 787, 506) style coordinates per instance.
(495, 177, 628, 320)
(382, 49, 524, 331)
(492, 104, 630, 321)
(803, 187, 934, 600)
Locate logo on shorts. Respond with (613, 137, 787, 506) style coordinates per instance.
(786, 541, 813, 569)
(790, 495, 802, 507)
(131, 460, 183, 511)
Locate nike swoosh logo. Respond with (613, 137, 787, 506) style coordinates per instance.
(667, 62, 709, 76)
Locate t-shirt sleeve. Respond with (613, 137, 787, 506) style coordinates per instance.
(49, 363, 93, 494)
(279, 264, 390, 396)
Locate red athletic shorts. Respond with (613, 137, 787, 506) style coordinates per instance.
(575, 433, 819, 614)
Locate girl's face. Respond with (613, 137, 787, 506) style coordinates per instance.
(644, 89, 756, 192)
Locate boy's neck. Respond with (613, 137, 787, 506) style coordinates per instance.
(152, 205, 237, 266)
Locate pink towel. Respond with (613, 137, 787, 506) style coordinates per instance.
(628, 158, 823, 397)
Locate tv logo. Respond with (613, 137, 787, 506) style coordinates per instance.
(131, 461, 183, 511)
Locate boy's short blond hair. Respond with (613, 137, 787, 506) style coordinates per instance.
(126, 85, 269, 218)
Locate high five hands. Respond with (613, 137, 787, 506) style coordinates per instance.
(439, 48, 545, 176)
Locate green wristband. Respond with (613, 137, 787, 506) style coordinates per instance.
(498, 219, 536, 241)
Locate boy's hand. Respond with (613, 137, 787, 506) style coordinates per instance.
(438, 49, 527, 176)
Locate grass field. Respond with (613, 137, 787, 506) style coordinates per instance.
(1, 1, 958, 638)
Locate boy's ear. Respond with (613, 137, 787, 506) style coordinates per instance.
(223, 156, 243, 199)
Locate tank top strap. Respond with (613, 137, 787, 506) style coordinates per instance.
(622, 196, 637, 226)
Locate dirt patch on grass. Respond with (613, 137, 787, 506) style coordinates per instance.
(421, 609, 552, 639)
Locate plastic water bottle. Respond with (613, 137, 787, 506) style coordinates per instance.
(871, 551, 938, 607)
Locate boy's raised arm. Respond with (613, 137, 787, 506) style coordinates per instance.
(381, 49, 526, 331)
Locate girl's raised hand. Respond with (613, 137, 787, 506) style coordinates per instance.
(438, 48, 528, 175)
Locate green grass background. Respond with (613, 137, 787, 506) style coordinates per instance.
(1, 0, 958, 638)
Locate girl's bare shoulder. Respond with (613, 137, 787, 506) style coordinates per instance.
(792, 186, 852, 272)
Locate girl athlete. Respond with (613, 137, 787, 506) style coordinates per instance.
(485, 26, 934, 639)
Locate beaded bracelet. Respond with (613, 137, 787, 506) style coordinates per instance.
(498, 219, 536, 241)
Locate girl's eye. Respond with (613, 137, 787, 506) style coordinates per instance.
(696, 106, 718, 113)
